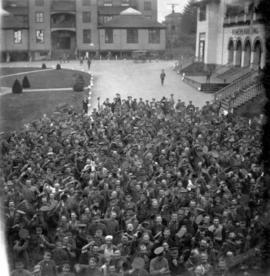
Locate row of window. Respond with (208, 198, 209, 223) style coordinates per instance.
(13, 29, 160, 44)
(104, 29, 160, 44)
(35, 12, 91, 23)
(35, 0, 152, 10)
(35, 0, 92, 6)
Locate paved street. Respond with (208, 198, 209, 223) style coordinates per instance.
(90, 60, 213, 109)
(0, 60, 213, 110)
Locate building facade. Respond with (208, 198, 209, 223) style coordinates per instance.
(164, 11, 182, 48)
(1, 0, 159, 61)
(194, 0, 264, 69)
(99, 8, 165, 56)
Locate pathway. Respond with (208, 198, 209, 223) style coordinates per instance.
(0, 60, 213, 109)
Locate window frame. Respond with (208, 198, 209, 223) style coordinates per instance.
(82, 11, 91, 23)
(14, 30, 22, 44)
(127, 28, 138, 44)
(36, 29, 45, 44)
(199, 5, 207, 21)
(83, 29, 92, 44)
(104, 0, 113, 6)
(105, 29, 113, 44)
(121, 0, 130, 6)
(35, 12, 44, 23)
(144, 0, 152, 11)
(148, 29, 160, 44)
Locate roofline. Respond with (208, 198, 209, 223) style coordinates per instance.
(193, 0, 220, 6)
(98, 26, 166, 29)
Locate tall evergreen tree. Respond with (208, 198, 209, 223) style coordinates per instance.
(180, 0, 197, 34)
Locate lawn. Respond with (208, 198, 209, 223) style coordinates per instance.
(0, 67, 44, 76)
(0, 69, 90, 89)
(0, 90, 88, 133)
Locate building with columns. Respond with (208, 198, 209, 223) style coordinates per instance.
(1, 0, 160, 61)
(194, 0, 264, 69)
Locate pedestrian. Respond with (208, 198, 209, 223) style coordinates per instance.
(160, 69, 166, 86)
(82, 96, 89, 114)
(87, 58, 91, 70)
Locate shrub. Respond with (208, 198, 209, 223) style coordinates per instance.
(12, 79, 23, 94)
(22, 76, 31, 88)
(56, 64, 61, 70)
(73, 74, 85, 92)
(41, 63, 47, 69)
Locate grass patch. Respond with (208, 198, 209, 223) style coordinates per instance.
(0, 90, 87, 133)
(0, 67, 44, 76)
(0, 69, 90, 89)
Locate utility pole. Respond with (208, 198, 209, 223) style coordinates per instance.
(167, 3, 179, 14)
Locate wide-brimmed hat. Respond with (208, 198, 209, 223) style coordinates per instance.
(154, 247, 164, 255)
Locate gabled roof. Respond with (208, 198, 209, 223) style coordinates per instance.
(120, 7, 142, 15)
(98, 6, 127, 15)
(99, 13, 166, 29)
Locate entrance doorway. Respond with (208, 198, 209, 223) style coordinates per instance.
(253, 40, 262, 68)
(228, 40, 234, 64)
(51, 30, 76, 59)
(235, 40, 242, 67)
(243, 39, 251, 67)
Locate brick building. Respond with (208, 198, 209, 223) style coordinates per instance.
(1, 0, 163, 61)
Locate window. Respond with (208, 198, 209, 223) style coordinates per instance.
(149, 29, 160, 43)
(36, 30, 44, 43)
(83, 29, 91, 43)
(127, 29, 138, 43)
(36, 12, 44, 23)
(104, 0, 112, 6)
(82, 0, 91, 5)
(14, 30, 22, 44)
(144, 1, 152, 10)
(121, 0, 129, 6)
(199, 5, 206, 21)
(130, 0, 138, 9)
(82, 12, 91, 23)
(105, 29, 113, 43)
(104, 16, 113, 23)
(35, 0, 44, 6)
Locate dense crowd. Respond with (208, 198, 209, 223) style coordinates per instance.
(0, 94, 265, 276)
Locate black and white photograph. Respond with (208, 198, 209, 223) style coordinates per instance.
(0, 0, 270, 275)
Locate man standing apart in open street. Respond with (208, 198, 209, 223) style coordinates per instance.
(160, 69, 166, 86)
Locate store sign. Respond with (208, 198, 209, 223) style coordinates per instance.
(232, 27, 259, 36)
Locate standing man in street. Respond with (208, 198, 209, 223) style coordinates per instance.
(160, 69, 166, 86)
(87, 58, 91, 70)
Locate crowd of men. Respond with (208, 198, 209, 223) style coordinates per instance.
(1, 93, 265, 276)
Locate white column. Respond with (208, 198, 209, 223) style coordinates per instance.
(250, 50, 255, 69)
(233, 50, 237, 66)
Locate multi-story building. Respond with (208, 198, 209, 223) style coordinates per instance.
(194, 0, 264, 69)
(1, 0, 162, 61)
(164, 11, 182, 48)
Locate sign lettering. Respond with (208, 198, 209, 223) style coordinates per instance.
(232, 27, 259, 36)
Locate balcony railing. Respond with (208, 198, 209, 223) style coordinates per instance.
(224, 13, 253, 25)
(51, 21, 76, 28)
